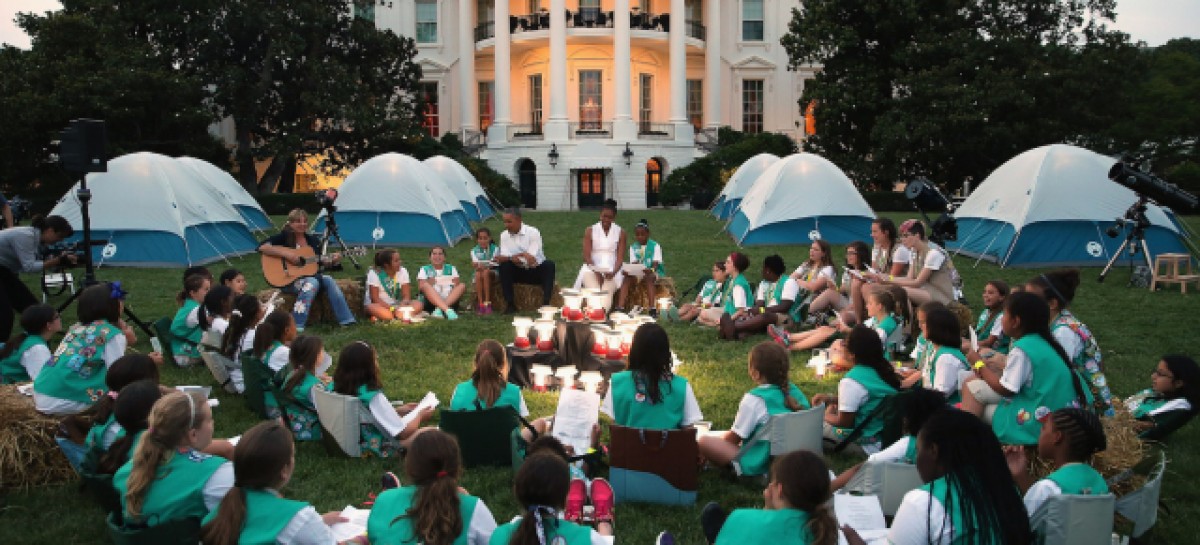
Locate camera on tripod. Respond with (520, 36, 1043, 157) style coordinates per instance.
(1105, 199, 1152, 238)
(45, 241, 87, 262)
(315, 188, 339, 209)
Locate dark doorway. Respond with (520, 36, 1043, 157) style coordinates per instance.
(577, 169, 606, 209)
(518, 159, 537, 209)
(645, 157, 662, 208)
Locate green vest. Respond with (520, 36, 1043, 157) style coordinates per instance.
(920, 476, 1003, 544)
(759, 278, 806, 323)
(723, 274, 753, 315)
(903, 435, 918, 463)
(34, 320, 122, 404)
(368, 485, 480, 545)
(200, 489, 308, 545)
(715, 507, 813, 544)
(284, 371, 322, 441)
(927, 346, 967, 404)
(872, 314, 900, 359)
(417, 264, 455, 302)
(834, 366, 897, 441)
(976, 309, 1010, 354)
(259, 342, 284, 409)
(488, 517, 593, 545)
(1127, 389, 1169, 419)
(471, 243, 498, 262)
(113, 448, 228, 526)
(0, 334, 48, 383)
(699, 279, 723, 306)
(1045, 463, 1109, 496)
(630, 239, 665, 275)
(992, 335, 1081, 445)
(739, 384, 811, 476)
(449, 380, 523, 413)
(170, 299, 203, 359)
(85, 414, 123, 451)
(610, 371, 690, 430)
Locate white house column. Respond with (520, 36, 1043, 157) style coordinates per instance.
(612, 0, 635, 140)
(545, 0, 569, 140)
(669, 0, 692, 140)
(490, 0, 511, 143)
(704, 0, 721, 129)
(458, 0, 477, 132)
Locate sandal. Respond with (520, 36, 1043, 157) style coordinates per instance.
(590, 477, 614, 523)
(565, 478, 587, 523)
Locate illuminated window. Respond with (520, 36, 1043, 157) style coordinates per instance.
(420, 82, 439, 137)
(742, 79, 763, 134)
(579, 70, 603, 129)
(478, 81, 494, 132)
(687, 79, 703, 130)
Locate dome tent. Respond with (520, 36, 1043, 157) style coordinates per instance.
(314, 153, 471, 246)
(949, 144, 1189, 267)
(423, 155, 488, 221)
(711, 153, 779, 220)
(49, 152, 259, 267)
(176, 156, 273, 231)
(726, 153, 875, 245)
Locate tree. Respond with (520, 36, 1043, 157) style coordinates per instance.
(660, 129, 798, 208)
(781, 0, 1139, 192)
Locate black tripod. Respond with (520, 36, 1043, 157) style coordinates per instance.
(54, 173, 154, 337)
(1098, 197, 1154, 285)
(317, 203, 361, 272)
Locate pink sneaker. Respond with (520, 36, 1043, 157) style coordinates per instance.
(565, 478, 587, 522)
(590, 477, 614, 523)
(769, 324, 790, 347)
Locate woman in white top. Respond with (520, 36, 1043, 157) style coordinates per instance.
(364, 249, 423, 322)
(791, 239, 839, 316)
(417, 246, 465, 320)
(574, 199, 627, 309)
(851, 218, 911, 320)
(871, 219, 956, 307)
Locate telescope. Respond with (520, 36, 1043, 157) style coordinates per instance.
(904, 178, 958, 244)
(1108, 163, 1198, 212)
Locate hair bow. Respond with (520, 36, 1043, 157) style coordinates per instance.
(109, 281, 128, 300)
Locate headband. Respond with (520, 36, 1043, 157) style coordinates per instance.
(186, 392, 196, 429)
(635, 220, 649, 229)
(1038, 274, 1069, 304)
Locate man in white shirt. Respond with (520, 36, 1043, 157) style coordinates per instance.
(495, 208, 556, 313)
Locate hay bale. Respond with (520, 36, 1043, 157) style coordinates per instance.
(0, 386, 74, 488)
(626, 277, 679, 309)
(472, 282, 564, 312)
(1027, 404, 1148, 497)
(257, 278, 364, 324)
(947, 300, 974, 337)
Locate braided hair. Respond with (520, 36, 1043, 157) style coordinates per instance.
(1049, 408, 1107, 462)
(749, 342, 803, 411)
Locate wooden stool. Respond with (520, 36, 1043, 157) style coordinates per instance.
(1151, 253, 1199, 293)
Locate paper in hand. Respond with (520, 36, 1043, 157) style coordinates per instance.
(834, 494, 886, 545)
(330, 505, 370, 542)
(150, 337, 162, 354)
(398, 391, 440, 430)
(969, 326, 979, 353)
(551, 388, 601, 456)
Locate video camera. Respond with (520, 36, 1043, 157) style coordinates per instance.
(315, 188, 339, 209)
(43, 241, 86, 267)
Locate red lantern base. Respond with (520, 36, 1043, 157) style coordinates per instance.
(514, 337, 531, 350)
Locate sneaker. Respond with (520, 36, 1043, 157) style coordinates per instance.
(565, 478, 587, 523)
(656, 531, 676, 545)
(590, 477, 614, 523)
(445, 308, 458, 320)
(768, 324, 790, 347)
(431, 308, 445, 319)
(380, 471, 400, 490)
(700, 502, 727, 545)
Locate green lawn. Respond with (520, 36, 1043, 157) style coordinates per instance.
(2, 210, 1197, 544)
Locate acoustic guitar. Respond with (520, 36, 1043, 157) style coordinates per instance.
(261, 246, 366, 288)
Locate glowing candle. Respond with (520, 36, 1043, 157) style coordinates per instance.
(530, 364, 553, 392)
(605, 328, 625, 360)
(538, 306, 559, 321)
(561, 289, 584, 321)
(586, 290, 609, 321)
(619, 324, 639, 356)
(591, 325, 610, 356)
(512, 317, 534, 350)
(534, 319, 556, 352)
(398, 306, 414, 323)
(555, 365, 578, 389)
(579, 371, 603, 394)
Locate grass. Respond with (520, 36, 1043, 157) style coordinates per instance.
(2, 210, 1198, 544)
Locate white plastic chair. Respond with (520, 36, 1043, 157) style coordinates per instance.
(1114, 451, 1166, 539)
(734, 404, 824, 476)
(199, 347, 233, 390)
(313, 387, 365, 457)
(840, 461, 925, 516)
(1030, 493, 1116, 545)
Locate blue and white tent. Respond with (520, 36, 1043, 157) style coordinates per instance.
(949, 144, 1189, 267)
(726, 153, 875, 245)
(711, 153, 779, 220)
(423, 155, 489, 222)
(49, 152, 259, 267)
(177, 156, 273, 231)
(314, 153, 472, 246)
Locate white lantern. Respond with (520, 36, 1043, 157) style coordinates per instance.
(605, 327, 625, 360)
(534, 319, 556, 351)
(530, 364, 553, 392)
(656, 297, 672, 311)
(398, 306, 414, 323)
(561, 289, 584, 321)
(555, 365, 578, 389)
(586, 290, 609, 321)
(513, 317, 534, 350)
(591, 325, 610, 356)
(579, 371, 603, 394)
(619, 324, 639, 356)
(809, 349, 829, 378)
(538, 306, 559, 321)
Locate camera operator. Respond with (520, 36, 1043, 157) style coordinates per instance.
(0, 215, 75, 339)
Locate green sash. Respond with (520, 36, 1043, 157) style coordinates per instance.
(739, 384, 811, 476)
(449, 380, 524, 413)
(200, 489, 307, 545)
(631, 239, 665, 275)
(472, 243, 498, 262)
(34, 320, 122, 404)
(368, 485, 480, 545)
(0, 334, 47, 383)
(976, 309, 1010, 354)
(610, 371, 690, 430)
(722, 275, 753, 315)
(113, 448, 227, 526)
(1046, 463, 1109, 495)
(992, 335, 1081, 445)
(834, 366, 897, 442)
(715, 508, 814, 544)
(489, 518, 593, 545)
(377, 269, 403, 303)
(701, 279, 725, 306)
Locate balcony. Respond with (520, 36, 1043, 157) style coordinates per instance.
(569, 122, 613, 139)
(475, 12, 705, 42)
(508, 124, 545, 141)
(637, 122, 675, 140)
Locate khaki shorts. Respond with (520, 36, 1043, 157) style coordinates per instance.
(699, 306, 724, 324)
(964, 376, 1003, 424)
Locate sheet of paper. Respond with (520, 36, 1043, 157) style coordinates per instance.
(227, 435, 241, 447)
(835, 494, 886, 545)
(551, 388, 601, 456)
(16, 383, 34, 396)
(621, 263, 647, 275)
(149, 337, 162, 354)
(398, 391, 440, 430)
(968, 325, 979, 353)
(330, 505, 370, 542)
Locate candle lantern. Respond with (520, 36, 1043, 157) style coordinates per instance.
(561, 289, 584, 321)
(591, 325, 610, 356)
(605, 328, 625, 360)
(555, 365, 578, 389)
(656, 297, 672, 312)
(619, 324, 639, 356)
(398, 306, 414, 323)
(579, 371, 603, 394)
(586, 290, 609, 321)
(512, 317, 534, 349)
(809, 349, 829, 378)
(534, 319, 556, 352)
(538, 306, 559, 321)
(530, 364, 553, 392)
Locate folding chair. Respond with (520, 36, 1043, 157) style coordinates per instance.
(1030, 494, 1116, 545)
(440, 406, 522, 468)
(240, 354, 272, 419)
(151, 317, 175, 364)
(609, 425, 698, 505)
(198, 346, 234, 392)
(832, 391, 909, 454)
(106, 512, 201, 545)
(313, 387, 364, 457)
(840, 461, 925, 516)
(1114, 451, 1167, 539)
(733, 405, 824, 476)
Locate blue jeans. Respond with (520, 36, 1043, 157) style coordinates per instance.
(56, 437, 87, 472)
(286, 275, 356, 329)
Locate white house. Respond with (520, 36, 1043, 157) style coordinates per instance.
(369, 0, 814, 210)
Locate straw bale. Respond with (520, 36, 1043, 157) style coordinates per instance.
(626, 277, 679, 309)
(257, 279, 364, 323)
(0, 386, 74, 488)
(471, 282, 564, 312)
(1027, 404, 1148, 497)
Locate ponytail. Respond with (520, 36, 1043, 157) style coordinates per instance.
(771, 451, 837, 545)
(198, 286, 233, 332)
(252, 311, 292, 360)
(125, 392, 209, 519)
(98, 380, 162, 475)
(178, 274, 208, 307)
(0, 304, 57, 360)
(201, 421, 293, 545)
(392, 430, 464, 544)
(511, 453, 571, 545)
(1007, 292, 1088, 408)
(221, 295, 260, 358)
(471, 340, 508, 408)
(750, 342, 801, 411)
(845, 327, 902, 390)
(282, 335, 323, 392)
(200, 488, 248, 545)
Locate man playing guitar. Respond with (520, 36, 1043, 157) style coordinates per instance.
(258, 209, 357, 331)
